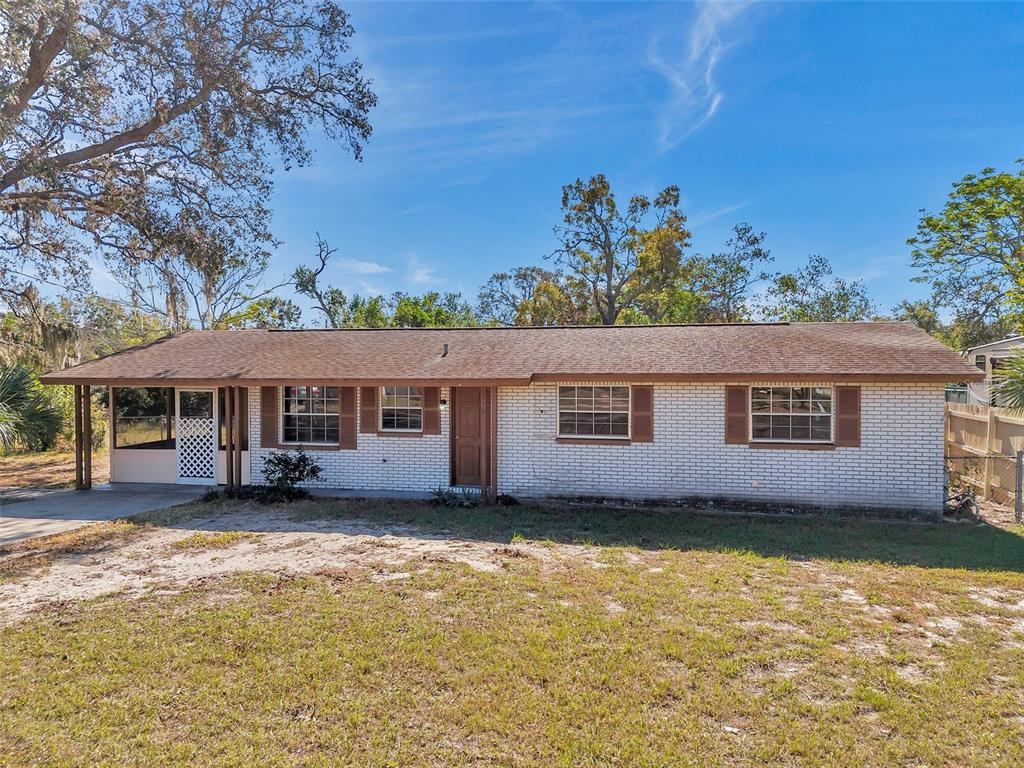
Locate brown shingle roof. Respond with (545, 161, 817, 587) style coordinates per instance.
(39, 322, 982, 386)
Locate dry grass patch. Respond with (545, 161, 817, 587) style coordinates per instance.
(0, 520, 140, 580)
(170, 531, 263, 551)
(0, 504, 212, 583)
(0, 449, 110, 489)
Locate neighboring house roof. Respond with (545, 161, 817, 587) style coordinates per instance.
(965, 335, 1024, 354)
(40, 322, 983, 386)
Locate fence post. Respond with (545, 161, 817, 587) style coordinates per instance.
(1016, 449, 1023, 524)
(981, 407, 998, 500)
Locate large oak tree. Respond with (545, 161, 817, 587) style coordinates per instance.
(0, 0, 375, 303)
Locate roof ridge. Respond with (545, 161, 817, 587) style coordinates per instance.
(263, 322, 800, 332)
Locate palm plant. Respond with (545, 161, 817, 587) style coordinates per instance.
(994, 349, 1024, 411)
(0, 365, 63, 452)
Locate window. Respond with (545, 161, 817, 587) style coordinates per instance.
(751, 386, 832, 443)
(114, 387, 175, 449)
(558, 385, 630, 438)
(974, 355, 987, 371)
(990, 358, 1007, 406)
(380, 386, 424, 431)
(281, 386, 339, 444)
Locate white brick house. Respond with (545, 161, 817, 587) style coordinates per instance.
(43, 323, 981, 518)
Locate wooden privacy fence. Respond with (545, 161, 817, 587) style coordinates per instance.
(945, 403, 1024, 509)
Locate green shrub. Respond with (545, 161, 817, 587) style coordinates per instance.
(0, 365, 63, 452)
(199, 451, 323, 506)
(263, 449, 323, 491)
(430, 487, 478, 508)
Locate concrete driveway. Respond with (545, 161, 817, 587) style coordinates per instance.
(0, 484, 206, 546)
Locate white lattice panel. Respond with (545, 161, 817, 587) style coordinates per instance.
(177, 417, 215, 479)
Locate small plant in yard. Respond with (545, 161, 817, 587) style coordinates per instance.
(431, 487, 479, 508)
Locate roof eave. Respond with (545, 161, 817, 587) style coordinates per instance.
(40, 372, 984, 386)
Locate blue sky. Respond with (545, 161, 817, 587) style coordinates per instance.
(261, 1, 1023, 317)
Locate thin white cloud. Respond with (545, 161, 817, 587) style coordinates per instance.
(398, 202, 440, 218)
(337, 4, 646, 179)
(407, 253, 441, 286)
(356, 279, 386, 296)
(688, 199, 754, 228)
(647, 2, 756, 151)
(366, 24, 555, 51)
(336, 257, 391, 275)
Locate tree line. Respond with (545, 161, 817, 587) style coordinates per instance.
(2, 161, 1022, 378)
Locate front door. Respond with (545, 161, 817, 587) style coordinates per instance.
(452, 387, 484, 486)
(176, 389, 217, 485)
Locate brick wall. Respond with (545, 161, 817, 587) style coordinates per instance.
(248, 387, 450, 491)
(496, 382, 946, 514)
(248, 382, 946, 514)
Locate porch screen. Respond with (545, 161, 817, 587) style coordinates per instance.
(113, 387, 175, 449)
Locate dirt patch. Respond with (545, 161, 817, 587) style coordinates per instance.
(0, 509, 590, 622)
(975, 498, 1020, 528)
(0, 450, 110, 491)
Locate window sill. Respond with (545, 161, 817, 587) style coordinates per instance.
(377, 430, 424, 438)
(748, 442, 835, 451)
(279, 442, 340, 451)
(556, 437, 632, 446)
(114, 442, 176, 451)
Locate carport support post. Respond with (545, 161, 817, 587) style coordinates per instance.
(232, 387, 243, 486)
(489, 385, 498, 502)
(72, 384, 91, 490)
(73, 385, 83, 490)
(83, 385, 92, 489)
(225, 386, 235, 487)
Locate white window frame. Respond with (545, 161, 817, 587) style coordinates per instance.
(379, 385, 425, 433)
(556, 385, 631, 440)
(749, 385, 834, 444)
(279, 385, 340, 445)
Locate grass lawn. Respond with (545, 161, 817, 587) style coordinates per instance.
(0, 449, 110, 489)
(0, 499, 1022, 766)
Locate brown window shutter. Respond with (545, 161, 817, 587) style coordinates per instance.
(423, 387, 441, 434)
(260, 386, 281, 449)
(238, 387, 249, 450)
(835, 386, 861, 447)
(339, 387, 357, 449)
(630, 385, 654, 442)
(725, 385, 749, 444)
(359, 387, 377, 433)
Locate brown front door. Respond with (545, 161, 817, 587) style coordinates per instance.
(452, 387, 484, 486)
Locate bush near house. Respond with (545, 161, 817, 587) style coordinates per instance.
(200, 450, 324, 504)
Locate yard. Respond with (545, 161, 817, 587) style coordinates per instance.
(0, 449, 110, 490)
(1, 498, 1022, 766)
